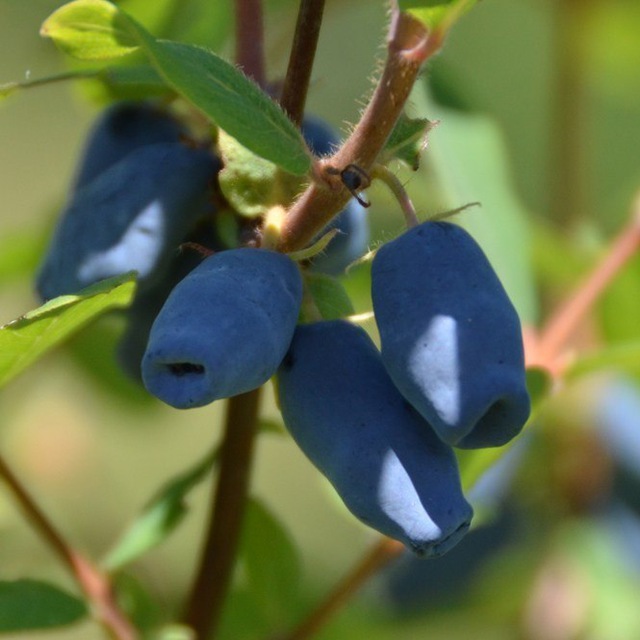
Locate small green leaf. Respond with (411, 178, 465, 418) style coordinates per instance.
(103, 446, 218, 570)
(100, 64, 170, 98)
(218, 130, 287, 218)
(122, 17, 311, 176)
(400, 0, 477, 32)
(240, 498, 301, 625)
(305, 272, 355, 321)
(0, 580, 87, 631)
(381, 113, 435, 169)
(40, 0, 139, 61)
(0, 274, 136, 389)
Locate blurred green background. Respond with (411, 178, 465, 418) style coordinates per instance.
(1, 0, 640, 638)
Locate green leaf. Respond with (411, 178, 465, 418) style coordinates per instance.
(103, 446, 218, 570)
(305, 272, 355, 321)
(240, 498, 301, 625)
(0, 274, 136, 389)
(218, 130, 287, 218)
(40, 0, 139, 60)
(380, 113, 435, 170)
(400, 0, 477, 32)
(0, 580, 87, 631)
(122, 18, 311, 176)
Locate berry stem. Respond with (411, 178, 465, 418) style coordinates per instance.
(279, 0, 326, 127)
(277, 9, 430, 253)
(182, 388, 261, 639)
(235, 0, 267, 87)
(275, 537, 404, 640)
(371, 164, 419, 228)
(0, 452, 138, 640)
(534, 192, 640, 367)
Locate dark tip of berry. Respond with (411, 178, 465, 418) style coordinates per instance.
(167, 362, 205, 377)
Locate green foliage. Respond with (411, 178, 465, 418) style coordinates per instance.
(0, 580, 87, 631)
(41, 0, 140, 60)
(304, 272, 355, 321)
(40, 0, 312, 176)
(399, 0, 477, 31)
(0, 273, 136, 388)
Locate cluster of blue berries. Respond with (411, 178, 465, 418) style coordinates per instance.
(36, 100, 530, 557)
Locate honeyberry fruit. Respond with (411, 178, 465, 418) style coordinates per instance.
(277, 319, 473, 557)
(36, 142, 218, 301)
(302, 116, 369, 275)
(371, 221, 530, 449)
(72, 101, 186, 193)
(142, 248, 303, 409)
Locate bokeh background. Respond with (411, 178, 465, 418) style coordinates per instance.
(1, 0, 640, 638)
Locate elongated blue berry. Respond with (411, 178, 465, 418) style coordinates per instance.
(36, 143, 218, 301)
(142, 248, 302, 409)
(372, 221, 530, 449)
(277, 320, 473, 557)
(72, 101, 186, 193)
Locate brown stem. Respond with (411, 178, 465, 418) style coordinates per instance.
(275, 538, 404, 640)
(535, 193, 640, 365)
(182, 388, 261, 639)
(235, 0, 266, 87)
(549, 0, 593, 226)
(0, 453, 138, 640)
(279, 0, 326, 127)
(277, 10, 430, 253)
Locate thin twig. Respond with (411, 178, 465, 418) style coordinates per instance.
(279, 0, 326, 127)
(235, 0, 266, 87)
(275, 538, 404, 640)
(0, 453, 138, 640)
(277, 9, 430, 253)
(534, 193, 640, 367)
(182, 388, 261, 639)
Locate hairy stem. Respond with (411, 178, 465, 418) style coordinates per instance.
(535, 192, 640, 366)
(235, 0, 266, 86)
(182, 388, 261, 639)
(0, 453, 138, 640)
(277, 9, 430, 253)
(279, 0, 326, 126)
(277, 538, 404, 640)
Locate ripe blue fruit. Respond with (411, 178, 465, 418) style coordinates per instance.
(371, 221, 530, 449)
(301, 116, 368, 275)
(72, 101, 186, 193)
(277, 320, 473, 557)
(36, 142, 218, 301)
(142, 248, 303, 409)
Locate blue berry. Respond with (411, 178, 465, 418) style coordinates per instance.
(277, 320, 473, 557)
(371, 221, 530, 449)
(142, 248, 302, 409)
(72, 101, 187, 193)
(36, 142, 218, 301)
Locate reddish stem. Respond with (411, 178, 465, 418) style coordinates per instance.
(0, 453, 137, 640)
(277, 9, 430, 253)
(534, 195, 640, 368)
(235, 0, 266, 87)
(182, 388, 261, 639)
(280, 0, 326, 127)
(276, 538, 404, 640)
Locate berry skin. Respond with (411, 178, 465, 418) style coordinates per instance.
(371, 221, 530, 449)
(71, 101, 187, 193)
(142, 248, 303, 409)
(277, 320, 473, 557)
(36, 142, 218, 301)
(301, 116, 369, 275)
